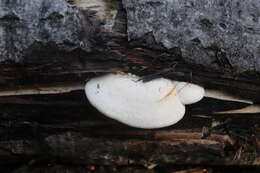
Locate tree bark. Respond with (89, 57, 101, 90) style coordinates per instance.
(0, 0, 260, 171)
(0, 0, 259, 101)
(0, 92, 260, 168)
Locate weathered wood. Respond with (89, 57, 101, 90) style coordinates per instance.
(0, 92, 259, 167)
(4, 164, 260, 173)
(4, 165, 260, 173)
(0, 0, 259, 102)
(8, 165, 157, 173)
(0, 0, 260, 170)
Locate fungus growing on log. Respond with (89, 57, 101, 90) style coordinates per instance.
(85, 73, 205, 129)
(172, 81, 205, 105)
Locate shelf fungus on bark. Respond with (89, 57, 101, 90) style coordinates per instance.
(85, 73, 205, 129)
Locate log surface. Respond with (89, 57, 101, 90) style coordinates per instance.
(0, 93, 260, 168)
(123, 0, 260, 72)
(0, 0, 259, 101)
(0, 0, 260, 171)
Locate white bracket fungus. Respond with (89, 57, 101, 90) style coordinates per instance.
(85, 73, 205, 129)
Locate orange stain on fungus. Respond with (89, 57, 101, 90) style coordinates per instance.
(158, 87, 175, 102)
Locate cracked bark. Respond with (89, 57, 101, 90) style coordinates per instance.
(0, 0, 260, 171)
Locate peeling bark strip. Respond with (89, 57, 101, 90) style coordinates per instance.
(0, 82, 84, 96)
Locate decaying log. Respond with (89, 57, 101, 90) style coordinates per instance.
(0, 93, 260, 168)
(0, 0, 260, 171)
(0, 0, 259, 101)
(8, 165, 158, 173)
(5, 165, 260, 173)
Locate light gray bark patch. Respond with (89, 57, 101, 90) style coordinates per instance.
(123, 0, 260, 72)
(0, 0, 91, 62)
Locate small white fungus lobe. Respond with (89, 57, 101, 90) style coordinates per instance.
(85, 73, 204, 129)
(173, 82, 205, 105)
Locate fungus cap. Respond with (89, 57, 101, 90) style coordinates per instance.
(173, 82, 205, 105)
(85, 73, 204, 129)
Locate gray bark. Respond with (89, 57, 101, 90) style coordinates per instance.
(0, 0, 91, 63)
(0, 0, 259, 102)
(123, 0, 260, 73)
